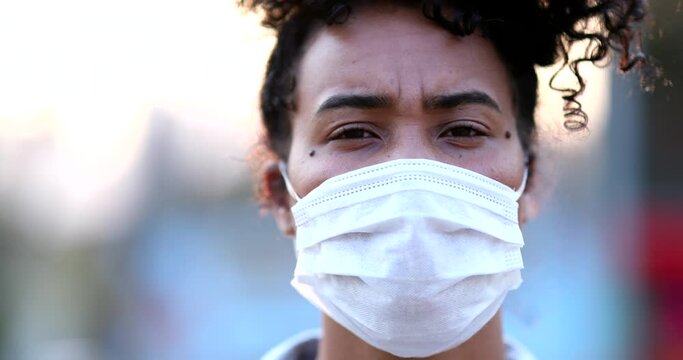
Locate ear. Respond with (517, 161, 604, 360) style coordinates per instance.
(262, 159, 296, 237)
(518, 189, 540, 225)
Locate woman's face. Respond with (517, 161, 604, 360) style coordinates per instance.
(279, 4, 527, 214)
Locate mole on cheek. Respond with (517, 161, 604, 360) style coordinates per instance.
(505, 131, 511, 139)
(309, 150, 316, 157)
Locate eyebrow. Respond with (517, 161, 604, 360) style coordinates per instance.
(315, 90, 501, 114)
(423, 91, 501, 113)
(316, 94, 392, 114)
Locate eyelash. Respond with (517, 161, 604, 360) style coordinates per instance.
(327, 122, 488, 143)
(329, 125, 379, 140)
(439, 123, 487, 138)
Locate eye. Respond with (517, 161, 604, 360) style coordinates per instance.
(439, 123, 487, 138)
(329, 125, 379, 140)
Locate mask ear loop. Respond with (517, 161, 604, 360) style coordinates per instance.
(278, 161, 302, 202)
(513, 168, 528, 200)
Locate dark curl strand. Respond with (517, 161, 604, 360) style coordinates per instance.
(240, 0, 656, 157)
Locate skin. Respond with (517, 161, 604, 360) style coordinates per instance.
(266, 3, 531, 359)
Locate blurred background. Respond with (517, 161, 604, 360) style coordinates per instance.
(0, 1, 681, 359)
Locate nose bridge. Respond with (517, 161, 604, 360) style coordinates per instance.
(387, 123, 436, 161)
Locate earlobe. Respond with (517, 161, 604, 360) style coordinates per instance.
(274, 206, 297, 237)
(518, 192, 540, 225)
(262, 160, 297, 237)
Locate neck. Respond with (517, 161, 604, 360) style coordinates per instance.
(318, 311, 506, 360)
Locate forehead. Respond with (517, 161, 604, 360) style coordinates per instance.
(294, 4, 514, 111)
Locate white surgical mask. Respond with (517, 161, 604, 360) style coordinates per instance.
(279, 158, 527, 358)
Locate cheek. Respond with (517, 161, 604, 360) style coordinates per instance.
(286, 115, 377, 197)
(285, 141, 317, 198)
(487, 117, 528, 188)
(286, 136, 336, 198)
(463, 138, 526, 189)
(496, 139, 527, 189)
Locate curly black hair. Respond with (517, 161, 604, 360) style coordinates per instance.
(240, 0, 653, 158)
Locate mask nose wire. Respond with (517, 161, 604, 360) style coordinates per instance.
(278, 161, 302, 202)
(280, 159, 527, 201)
